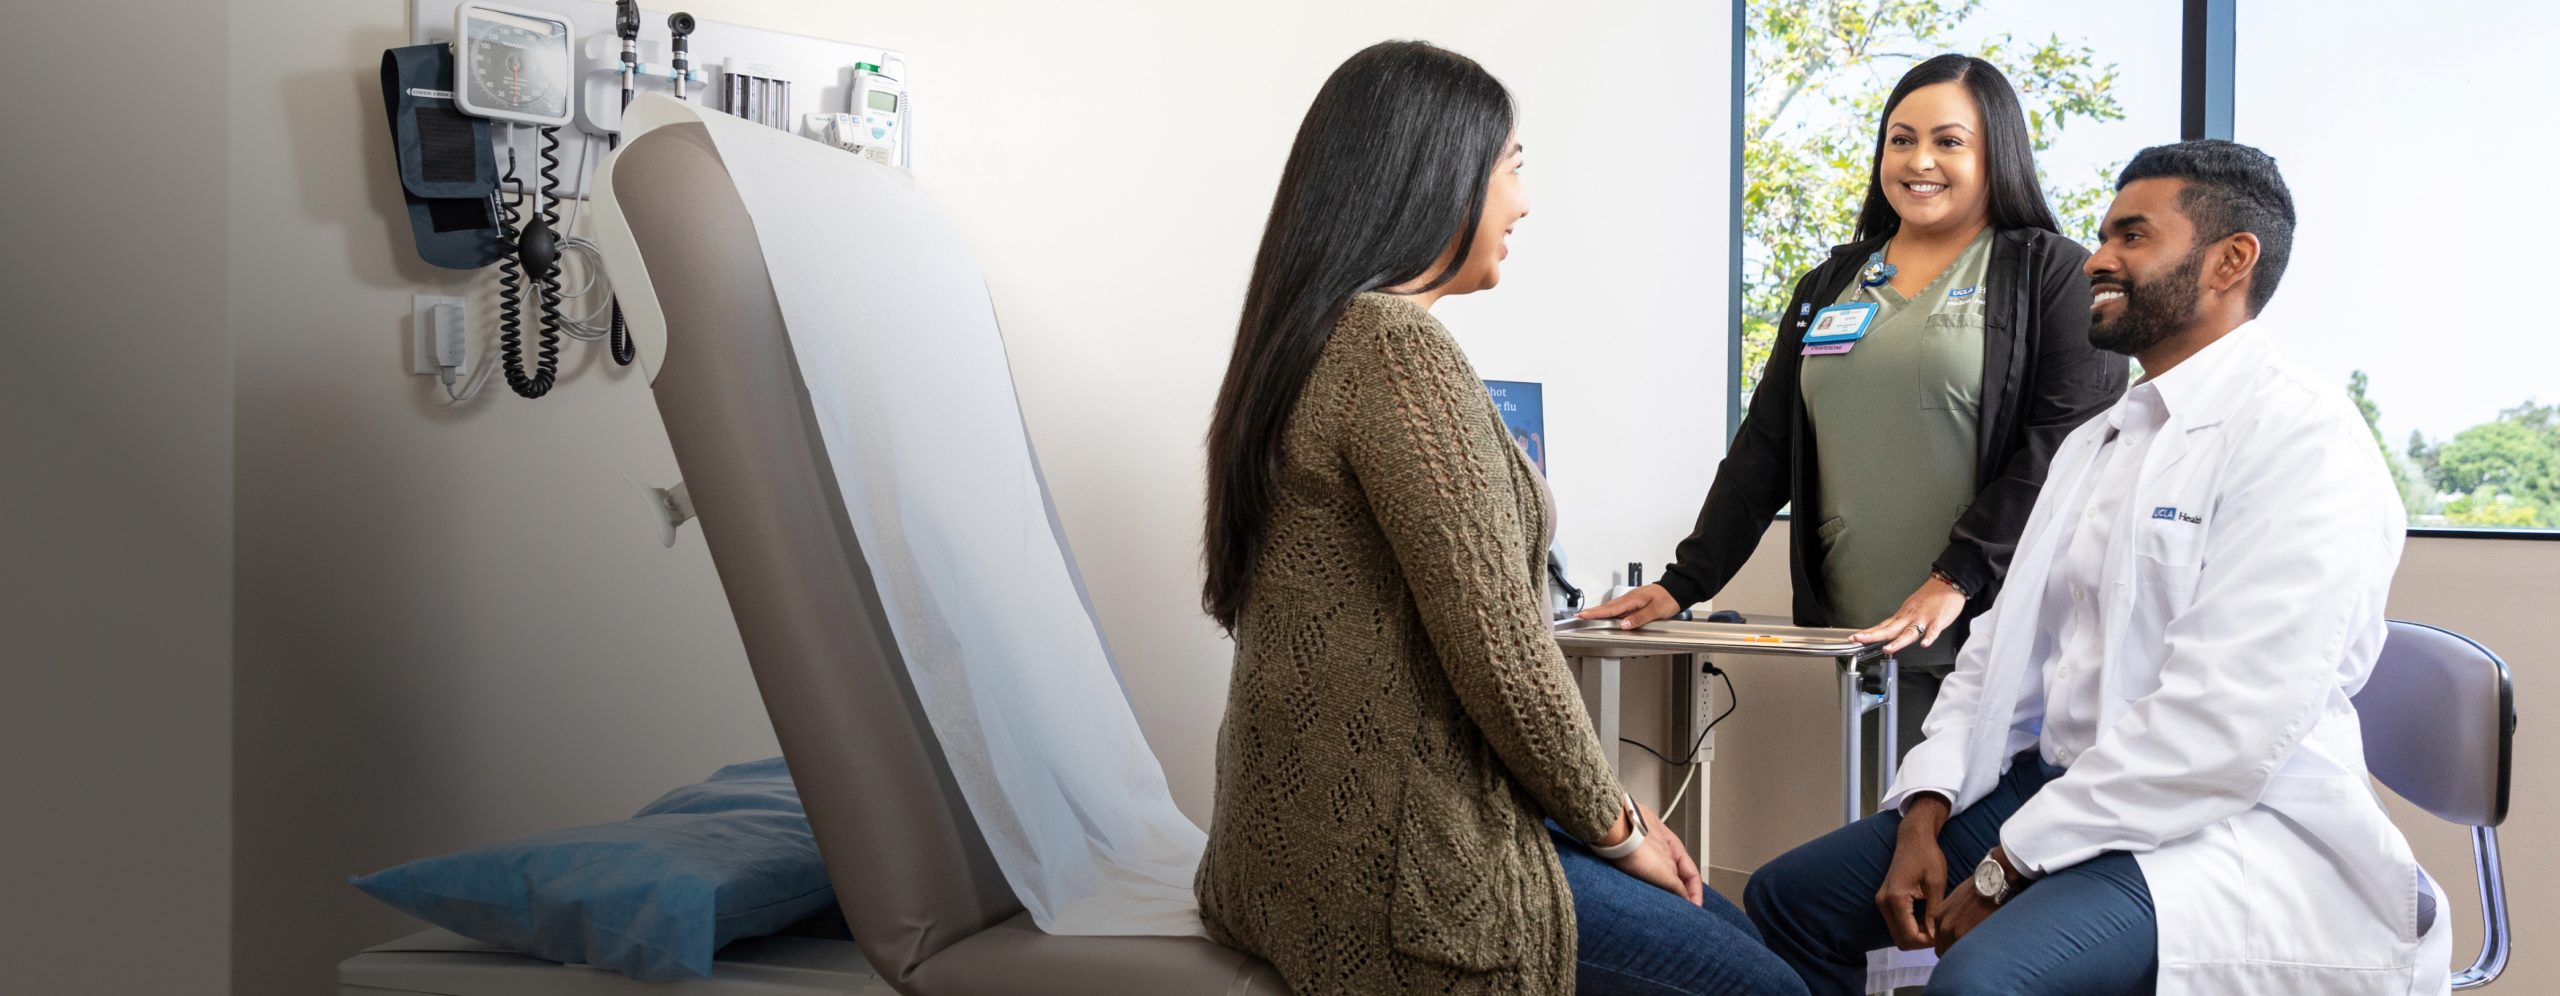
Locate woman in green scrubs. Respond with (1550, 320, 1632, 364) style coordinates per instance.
(1585, 55, 2125, 753)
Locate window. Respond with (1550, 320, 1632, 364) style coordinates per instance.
(1733, 0, 2556, 535)
(1738, 0, 2175, 403)
(2236, 4, 2560, 532)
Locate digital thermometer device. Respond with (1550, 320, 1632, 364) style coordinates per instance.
(849, 62, 905, 164)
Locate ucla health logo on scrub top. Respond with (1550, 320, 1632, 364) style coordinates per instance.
(2152, 506, 2203, 525)
(1947, 286, 1981, 304)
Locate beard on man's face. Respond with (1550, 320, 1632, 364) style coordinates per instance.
(2088, 244, 2206, 357)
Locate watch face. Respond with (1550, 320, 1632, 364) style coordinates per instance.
(1974, 858, 2004, 898)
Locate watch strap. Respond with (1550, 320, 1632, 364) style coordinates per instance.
(1589, 792, 1646, 860)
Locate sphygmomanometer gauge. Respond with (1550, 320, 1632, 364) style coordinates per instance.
(454, 2, 574, 128)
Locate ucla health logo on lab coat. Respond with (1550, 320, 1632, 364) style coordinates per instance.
(2152, 506, 2203, 525)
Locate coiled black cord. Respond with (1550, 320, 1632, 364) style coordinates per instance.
(608, 302, 634, 365)
(492, 148, 540, 398)
(494, 131, 561, 399)
(533, 126, 568, 379)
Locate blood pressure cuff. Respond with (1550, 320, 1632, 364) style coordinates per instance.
(382, 44, 504, 269)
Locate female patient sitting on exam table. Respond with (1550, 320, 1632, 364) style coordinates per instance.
(1190, 40, 1806, 996)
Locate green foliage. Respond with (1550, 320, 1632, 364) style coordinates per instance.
(2407, 399, 2560, 529)
(2443, 492, 2543, 528)
(2348, 371, 2385, 450)
(1742, 0, 2125, 399)
(2434, 419, 2554, 496)
(2346, 371, 2433, 516)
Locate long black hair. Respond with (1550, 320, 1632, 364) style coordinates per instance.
(1202, 40, 1514, 631)
(1854, 54, 2061, 241)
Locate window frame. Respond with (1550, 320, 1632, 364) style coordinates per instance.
(1728, 0, 2549, 539)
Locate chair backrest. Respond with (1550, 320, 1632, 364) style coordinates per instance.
(2353, 620, 2514, 827)
(607, 121, 1024, 981)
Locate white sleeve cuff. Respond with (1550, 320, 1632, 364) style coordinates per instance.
(1879, 740, 1968, 815)
(1882, 785, 1957, 816)
(1997, 801, 2101, 876)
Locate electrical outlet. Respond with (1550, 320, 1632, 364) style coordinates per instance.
(413, 294, 468, 375)
(1693, 664, 1717, 762)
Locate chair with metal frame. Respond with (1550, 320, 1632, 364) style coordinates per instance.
(2354, 620, 2514, 990)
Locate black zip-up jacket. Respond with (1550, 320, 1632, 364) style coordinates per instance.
(1659, 228, 2127, 640)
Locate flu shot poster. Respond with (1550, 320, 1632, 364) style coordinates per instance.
(1483, 380, 1545, 474)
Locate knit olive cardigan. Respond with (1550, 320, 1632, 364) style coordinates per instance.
(1196, 293, 1624, 996)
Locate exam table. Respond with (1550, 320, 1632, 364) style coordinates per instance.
(340, 96, 1286, 994)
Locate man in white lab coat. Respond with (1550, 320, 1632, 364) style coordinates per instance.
(1744, 139, 2450, 996)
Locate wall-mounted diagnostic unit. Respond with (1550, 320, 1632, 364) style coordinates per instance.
(384, 0, 913, 404)
(413, 0, 912, 194)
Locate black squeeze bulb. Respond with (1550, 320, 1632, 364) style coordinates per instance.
(516, 213, 558, 275)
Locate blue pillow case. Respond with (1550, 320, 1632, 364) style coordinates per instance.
(352, 757, 836, 981)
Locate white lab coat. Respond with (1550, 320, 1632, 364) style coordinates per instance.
(1883, 325, 2451, 995)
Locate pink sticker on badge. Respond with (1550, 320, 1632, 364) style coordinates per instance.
(1802, 342, 1856, 356)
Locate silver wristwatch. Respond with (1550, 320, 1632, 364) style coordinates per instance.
(1972, 853, 2018, 905)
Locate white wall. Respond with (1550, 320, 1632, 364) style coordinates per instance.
(1, 3, 234, 995)
(227, 3, 781, 992)
(227, 1, 1731, 991)
(741, 0, 1734, 819)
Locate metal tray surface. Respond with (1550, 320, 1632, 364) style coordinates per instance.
(1550, 618, 1877, 657)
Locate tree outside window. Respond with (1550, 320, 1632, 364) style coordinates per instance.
(1742, 0, 2124, 401)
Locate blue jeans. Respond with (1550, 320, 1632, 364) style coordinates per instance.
(1551, 826, 1809, 996)
(1742, 751, 2156, 996)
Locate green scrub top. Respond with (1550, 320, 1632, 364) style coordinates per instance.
(1799, 229, 1993, 670)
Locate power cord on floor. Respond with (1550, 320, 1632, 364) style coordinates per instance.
(1616, 663, 1736, 823)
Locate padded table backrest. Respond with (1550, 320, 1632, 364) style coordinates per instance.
(608, 121, 1024, 982)
(2355, 620, 2515, 828)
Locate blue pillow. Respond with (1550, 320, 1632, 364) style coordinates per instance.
(351, 757, 836, 981)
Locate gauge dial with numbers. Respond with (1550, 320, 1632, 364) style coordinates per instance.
(454, 3, 574, 127)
